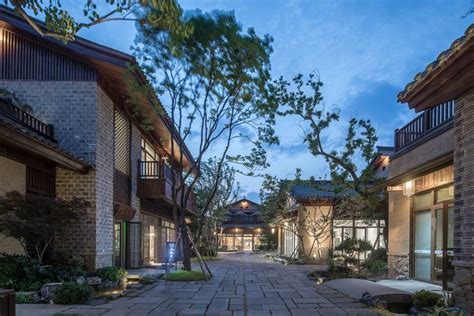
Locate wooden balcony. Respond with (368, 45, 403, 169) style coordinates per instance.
(137, 160, 196, 214)
(0, 99, 55, 141)
(394, 100, 454, 154)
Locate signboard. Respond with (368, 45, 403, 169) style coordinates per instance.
(166, 241, 177, 262)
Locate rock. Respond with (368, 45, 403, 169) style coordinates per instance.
(85, 276, 102, 285)
(396, 275, 409, 280)
(75, 276, 85, 284)
(32, 293, 41, 303)
(40, 283, 63, 300)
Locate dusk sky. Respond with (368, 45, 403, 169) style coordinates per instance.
(72, 0, 473, 202)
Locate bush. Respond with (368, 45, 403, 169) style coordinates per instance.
(367, 248, 387, 262)
(15, 293, 34, 304)
(95, 266, 127, 282)
(0, 253, 43, 291)
(364, 259, 387, 273)
(412, 290, 442, 308)
(52, 282, 93, 304)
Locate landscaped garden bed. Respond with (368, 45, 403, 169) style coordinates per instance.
(0, 252, 159, 305)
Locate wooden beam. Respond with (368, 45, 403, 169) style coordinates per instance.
(0, 123, 89, 173)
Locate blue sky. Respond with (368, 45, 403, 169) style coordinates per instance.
(73, 0, 473, 202)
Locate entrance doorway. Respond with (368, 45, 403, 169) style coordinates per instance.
(243, 235, 253, 251)
(413, 186, 454, 289)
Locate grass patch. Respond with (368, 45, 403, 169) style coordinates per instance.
(164, 270, 206, 281)
(191, 256, 220, 263)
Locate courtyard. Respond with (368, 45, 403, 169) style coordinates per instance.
(17, 252, 377, 316)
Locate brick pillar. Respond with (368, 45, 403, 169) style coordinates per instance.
(453, 88, 474, 314)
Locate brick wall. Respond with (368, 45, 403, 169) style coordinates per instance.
(453, 88, 474, 313)
(0, 80, 116, 270)
(0, 81, 97, 164)
(94, 86, 115, 268)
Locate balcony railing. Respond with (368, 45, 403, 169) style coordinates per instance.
(137, 160, 196, 213)
(0, 99, 55, 141)
(394, 100, 454, 152)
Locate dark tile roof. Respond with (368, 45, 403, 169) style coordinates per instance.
(398, 24, 474, 102)
(289, 181, 354, 201)
(0, 112, 89, 168)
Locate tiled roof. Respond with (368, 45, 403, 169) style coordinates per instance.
(289, 181, 355, 201)
(398, 24, 474, 102)
(0, 112, 89, 168)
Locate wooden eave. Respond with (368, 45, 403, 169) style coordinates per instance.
(0, 121, 89, 173)
(398, 26, 474, 112)
(0, 6, 196, 171)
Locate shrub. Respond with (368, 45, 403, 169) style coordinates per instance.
(95, 266, 127, 282)
(140, 275, 154, 285)
(367, 248, 387, 262)
(364, 259, 387, 273)
(0, 253, 43, 291)
(52, 282, 93, 304)
(15, 293, 34, 304)
(412, 290, 442, 308)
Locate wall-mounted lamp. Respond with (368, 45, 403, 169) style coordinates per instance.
(403, 180, 415, 196)
(271, 228, 275, 234)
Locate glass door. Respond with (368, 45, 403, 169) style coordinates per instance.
(414, 210, 432, 281)
(412, 186, 454, 289)
(434, 205, 454, 288)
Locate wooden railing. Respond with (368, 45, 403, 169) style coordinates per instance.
(394, 100, 454, 151)
(138, 160, 196, 213)
(0, 100, 55, 141)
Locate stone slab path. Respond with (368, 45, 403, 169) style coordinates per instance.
(17, 252, 378, 315)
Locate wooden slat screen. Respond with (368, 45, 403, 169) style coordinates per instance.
(113, 108, 131, 205)
(0, 28, 96, 81)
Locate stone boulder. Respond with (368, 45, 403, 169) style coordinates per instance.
(85, 276, 102, 286)
(40, 283, 63, 300)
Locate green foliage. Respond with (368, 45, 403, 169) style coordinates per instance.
(164, 270, 206, 281)
(15, 293, 34, 304)
(0, 253, 42, 291)
(139, 275, 155, 285)
(364, 260, 387, 273)
(257, 230, 278, 251)
(0, 191, 89, 264)
(52, 282, 93, 305)
(367, 248, 388, 262)
(335, 238, 373, 271)
(412, 290, 442, 308)
(8, 0, 190, 42)
(95, 266, 127, 282)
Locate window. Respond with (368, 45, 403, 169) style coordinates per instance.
(141, 137, 159, 162)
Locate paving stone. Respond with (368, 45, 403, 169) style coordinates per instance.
(17, 253, 376, 316)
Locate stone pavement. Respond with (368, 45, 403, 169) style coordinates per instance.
(17, 252, 378, 315)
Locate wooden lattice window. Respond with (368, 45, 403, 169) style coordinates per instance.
(113, 108, 131, 205)
(26, 166, 55, 196)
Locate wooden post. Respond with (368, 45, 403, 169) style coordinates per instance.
(0, 289, 15, 316)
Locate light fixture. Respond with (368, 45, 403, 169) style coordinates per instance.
(271, 228, 275, 234)
(403, 180, 415, 196)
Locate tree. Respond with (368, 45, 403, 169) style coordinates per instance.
(7, 0, 190, 42)
(190, 157, 239, 256)
(0, 191, 90, 264)
(269, 73, 384, 217)
(133, 10, 278, 270)
(261, 73, 387, 261)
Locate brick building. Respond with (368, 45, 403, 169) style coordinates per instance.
(377, 24, 474, 313)
(0, 7, 196, 270)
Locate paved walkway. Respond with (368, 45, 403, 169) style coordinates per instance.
(18, 252, 378, 315)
